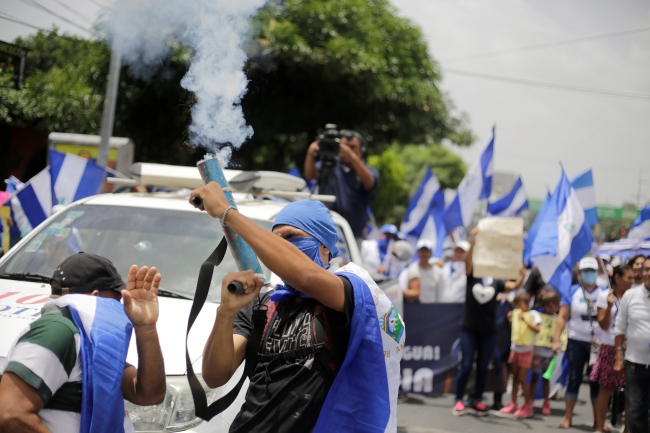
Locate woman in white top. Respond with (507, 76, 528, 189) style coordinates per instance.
(591, 264, 634, 433)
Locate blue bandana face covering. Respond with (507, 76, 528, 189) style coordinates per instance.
(269, 237, 328, 302)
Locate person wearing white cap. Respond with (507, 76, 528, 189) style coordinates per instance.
(596, 254, 612, 288)
(553, 257, 608, 429)
(403, 239, 442, 303)
(360, 224, 402, 278)
(438, 240, 471, 303)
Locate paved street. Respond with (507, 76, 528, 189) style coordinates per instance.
(397, 384, 624, 433)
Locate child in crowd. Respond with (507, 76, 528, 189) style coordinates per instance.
(528, 288, 561, 416)
(500, 291, 541, 418)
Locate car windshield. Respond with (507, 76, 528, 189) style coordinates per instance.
(0, 204, 273, 303)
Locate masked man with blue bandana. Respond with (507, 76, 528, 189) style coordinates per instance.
(193, 182, 404, 433)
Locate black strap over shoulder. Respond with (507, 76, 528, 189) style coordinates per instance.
(185, 237, 268, 421)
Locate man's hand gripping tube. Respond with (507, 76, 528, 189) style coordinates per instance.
(196, 156, 267, 294)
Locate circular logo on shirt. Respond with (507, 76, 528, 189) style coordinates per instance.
(472, 283, 495, 304)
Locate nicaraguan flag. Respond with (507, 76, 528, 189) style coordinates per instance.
(50, 149, 106, 206)
(523, 191, 551, 266)
(531, 170, 594, 297)
(487, 176, 529, 217)
(48, 295, 134, 433)
(401, 167, 443, 237)
(15, 167, 55, 229)
(5, 176, 31, 238)
(628, 204, 650, 240)
(416, 191, 446, 258)
(444, 128, 494, 231)
(571, 169, 598, 227)
(314, 263, 404, 433)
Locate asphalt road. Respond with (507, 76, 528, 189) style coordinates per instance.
(397, 384, 624, 433)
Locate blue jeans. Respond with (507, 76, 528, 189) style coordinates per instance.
(625, 361, 650, 433)
(565, 338, 599, 402)
(455, 329, 496, 403)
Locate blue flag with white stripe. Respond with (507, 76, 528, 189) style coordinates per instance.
(416, 191, 446, 258)
(15, 167, 55, 229)
(444, 128, 494, 231)
(50, 149, 106, 206)
(571, 169, 598, 227)
(523, 191, 551, 267)
(401, 167, 443, 237)
(488, 176, 529, 217)
(628, 204, 650, 240)
(5, 176, 31, 238)
(531, 170, 594, 296)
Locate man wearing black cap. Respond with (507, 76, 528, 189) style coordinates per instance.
(0, 253, 166, 433)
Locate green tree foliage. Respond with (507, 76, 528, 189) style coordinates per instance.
(368, 143, 466, 224)
(239, 0, 473, 169)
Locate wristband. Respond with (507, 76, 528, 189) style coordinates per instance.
(615, 346, 624, 351)
(221, 205, 236, 226)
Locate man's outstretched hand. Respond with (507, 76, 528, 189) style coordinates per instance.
(123, 265, 161, 327)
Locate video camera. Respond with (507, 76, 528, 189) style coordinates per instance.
(315, 124, 359, 179)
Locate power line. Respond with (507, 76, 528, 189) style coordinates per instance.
(442, 68, 650, 101)
(81, 0, 112, 9)
(441, 27, 650, 63)
(45, 0, 94, 23)
(0, 12, 87, 40)
(13, 0, 93, 34)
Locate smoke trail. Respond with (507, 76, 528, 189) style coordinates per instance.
(104, 0, 268, 160)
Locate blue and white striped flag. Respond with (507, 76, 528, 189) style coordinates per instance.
(15, 167, 54, 229)
(531, 170, 595, 296)
(523, 191, 551, 267)
(571, 169, 598, 227)
(628, 204, 650, 240)
(416, 191, 446, 258)
(401, 167, 442, 237)
(50, 149, 106, 206)
(488, 176, 529, 217)
(5, 176, 31, 237)
(444, 128, 494, 231)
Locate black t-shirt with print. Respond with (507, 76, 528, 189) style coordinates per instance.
(230, 276, 355, 433)
(462, 273, 506, 334)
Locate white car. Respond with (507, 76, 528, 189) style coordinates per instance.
(0, 165, 361, 432)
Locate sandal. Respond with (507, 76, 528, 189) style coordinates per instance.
(559, 418, 572, 429)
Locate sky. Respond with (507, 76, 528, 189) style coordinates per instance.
(1, 0, 649, 207)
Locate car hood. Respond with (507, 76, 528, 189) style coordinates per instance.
(0, 280, 216, 375)
(125, 295, 218, 375)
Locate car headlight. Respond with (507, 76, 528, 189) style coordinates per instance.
(125, 375, 219, 432)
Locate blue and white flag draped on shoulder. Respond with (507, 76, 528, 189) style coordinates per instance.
(531, 170, 594, 297)
(444, 128, 494, 231)
(628, 204, 650, 240)
(571, 169, 598, 227)
(523, 191, 551, 267)
(48, 295, 134, 433)
(488, 176, 529, 217)
(15, 167, 54, 229)
(50, 149, 106, 206)
(313, 262, 404, 433)
(401, 167, 442, 237)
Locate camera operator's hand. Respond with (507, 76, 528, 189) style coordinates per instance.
(338, 141, 358, 165)
(308, 141, 320, 158)
(219, 270, 264, 315)
(190, 182, 230, 219)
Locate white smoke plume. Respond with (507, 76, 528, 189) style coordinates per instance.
(104, 0, 268, 158)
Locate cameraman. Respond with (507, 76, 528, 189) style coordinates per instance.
(304, 130, 378, 244)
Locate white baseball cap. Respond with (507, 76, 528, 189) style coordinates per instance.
(416, 239, 434, 251)
(599, 254, 611, 263)
(579, 257, 598, 271)
(392, 240, 414, 262)
(455, 240, 471, 252)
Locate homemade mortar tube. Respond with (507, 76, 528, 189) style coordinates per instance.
(196, 156, 267, 294)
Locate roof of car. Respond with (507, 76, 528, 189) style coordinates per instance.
(80, 191, 348, 226)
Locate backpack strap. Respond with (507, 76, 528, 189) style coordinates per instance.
(186, 237, 269, 421)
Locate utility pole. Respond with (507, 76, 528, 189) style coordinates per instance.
(97, 34, 122, 168)
(637, 168, 643, 209)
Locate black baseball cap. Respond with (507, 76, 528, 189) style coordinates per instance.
(51, 252, 125, 295)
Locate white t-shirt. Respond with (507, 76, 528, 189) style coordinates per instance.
(512, 310, 542, 353)
(438, 261, 467, 303)
(561, 284, 607, 343)
(595, 290, 619, 347)
(406, 262, 442, 303)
